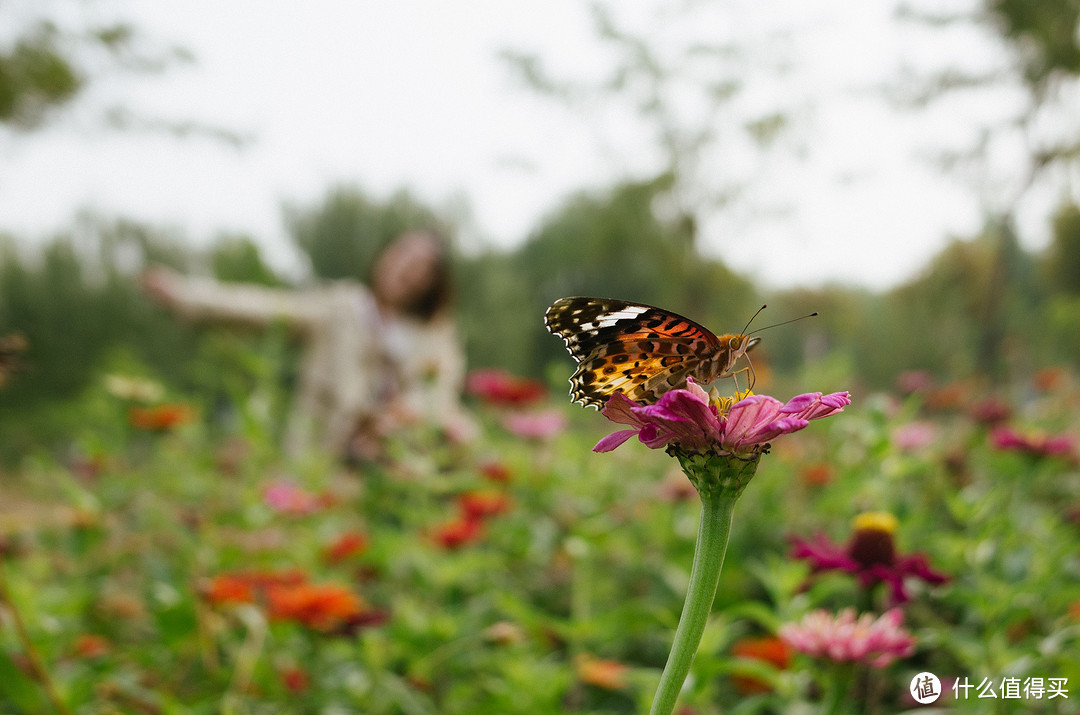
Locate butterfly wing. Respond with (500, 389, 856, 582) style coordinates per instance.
(544, 297, 723, 408)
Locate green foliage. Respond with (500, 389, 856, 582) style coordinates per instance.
(499, 176, 756, 378)
(1, 354, 1079, 712)
(989, 0, 1080, 91)
(1044, 202, 1080, 296)
(0, 220, 292, 463)
(285, 185, 448, 282)
(0, 25, 82, 128)
(208, 233, 288, 286)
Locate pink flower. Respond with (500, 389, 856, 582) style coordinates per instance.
(779, 608, 915, 668)
(990, 426, 1075, 459)
(262, 480, 321, 515)
(968, 397, 1011, 425)
(891, 421, 936, 452)
(895, 370, 933, 395)
(502, 409, 567, 440)
(594, 378, 850, 457)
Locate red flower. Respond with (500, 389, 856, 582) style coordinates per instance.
(127, 403, 195, 431)
(202, 568, 309, 607)
(730, 636, 791, 694)
(205, 575, 257, 606)
(466, 368, 546, 406)
(1034, 366, 1067, 392)
(798, 463, 833, 487)
(72, 634, 110, 659)
(790, 512, 949, 606)
(280, 666, 310, 693)
(267, 582, 366, 631)
(968, 397, 1011, 425)
(458, 491, 511, 521)
(479, 461, 512, 483)
(323, 531, 369, 564)
(432, 517, 485, 550)
(575, 654, 629, 690)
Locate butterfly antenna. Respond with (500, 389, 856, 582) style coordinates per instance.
(740, 304, 768, 335)
(750, 312, 818, 335)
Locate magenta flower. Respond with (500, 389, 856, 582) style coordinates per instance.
(791, 512, 948, 607)
(594, 378, 850, 457)
(990, 425, 1075, 459)
(549, 298, 852, 715)
(779, 608, 915, 668)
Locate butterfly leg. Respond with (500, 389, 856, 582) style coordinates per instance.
(726, 359, 757, 395)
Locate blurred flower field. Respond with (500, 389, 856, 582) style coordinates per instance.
(1, 368, 1079, 713)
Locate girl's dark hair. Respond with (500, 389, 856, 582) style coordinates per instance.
(374, 230, 453, 321)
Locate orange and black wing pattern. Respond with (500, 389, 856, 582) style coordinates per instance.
(544, 297, 723, 408)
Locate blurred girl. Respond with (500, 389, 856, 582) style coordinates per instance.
(143, 230, 474, 461)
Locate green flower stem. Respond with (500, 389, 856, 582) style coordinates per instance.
(649, 488, 738, 715)
(0, 557, 72, 715)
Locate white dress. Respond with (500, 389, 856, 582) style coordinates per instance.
(167, 276, 469, 456)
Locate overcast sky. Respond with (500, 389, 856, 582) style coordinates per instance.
(0, 0, 1057, 289)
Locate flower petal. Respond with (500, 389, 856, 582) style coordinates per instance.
(600, 392, 647, 428)
(593, 429, 640, 453)
(782, 391, 851, 420)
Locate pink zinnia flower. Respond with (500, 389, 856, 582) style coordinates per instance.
(891, 421, 936, 452)
(594, 378, 850, 457)
(790, 512, 949, 606)
(779, 608, 915, 668)
(262, 480, 321, 515)
(990, 425, 1075, 459)
(895, 370, 933, 396)
(968, 396, 1011, 425)
(502, 409, 567, 440)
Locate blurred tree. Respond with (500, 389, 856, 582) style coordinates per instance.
(900, 0, 1080, 209)
(873, 218, 1041, 381)
(476, 176, 759, 379)
(1044, 202, 1080, 296)
(208, 233, 287, 286)
(988, 0, 1080, 98)
(0, 5, 197, 132)
(0, 4, 245, 146)
(0, 219, 208, 460)
(0, 23, 82, 128)
(501, 2, 796, 255)
(765, 286, 871, 380)
(284, 185, 449, 281)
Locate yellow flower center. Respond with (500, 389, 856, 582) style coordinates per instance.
(709, 387, 754, 415)
(852, 511, 898, 535)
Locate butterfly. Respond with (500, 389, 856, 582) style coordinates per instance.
(544, 297, 760, 409)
